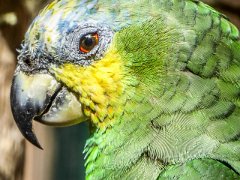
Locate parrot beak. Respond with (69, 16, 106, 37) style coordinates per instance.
(10, 67, 85, 149)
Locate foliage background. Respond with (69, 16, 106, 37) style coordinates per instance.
(0, 0, 239, 179)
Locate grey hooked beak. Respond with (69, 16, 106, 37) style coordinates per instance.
(10, 68, 85, 149)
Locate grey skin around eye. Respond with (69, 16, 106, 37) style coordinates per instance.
(17, 23, 114, 73)
(59, 23, 114, 66)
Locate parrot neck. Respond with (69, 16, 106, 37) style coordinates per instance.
(84, 116, 150, 179)
(84, 84, 160, 178)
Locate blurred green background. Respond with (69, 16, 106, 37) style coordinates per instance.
(0, 0, 239, 180)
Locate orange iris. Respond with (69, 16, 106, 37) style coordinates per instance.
(79, 33, 99, 53)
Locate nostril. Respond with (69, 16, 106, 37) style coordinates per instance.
(24, 58, 32, 67)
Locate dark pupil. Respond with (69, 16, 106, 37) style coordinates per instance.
(80, 33, 97, 52)
(84, 36, 94, 47)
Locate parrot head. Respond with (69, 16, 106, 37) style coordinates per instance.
(11, 0, 185, 148)
(10, 0, 240, 178)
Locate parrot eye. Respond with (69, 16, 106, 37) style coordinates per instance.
(62, 23, 113, 65)
(79, 33, 99, 53)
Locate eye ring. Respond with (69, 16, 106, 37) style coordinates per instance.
(79, 32, 99, 53)
(62, 23, 114, 65)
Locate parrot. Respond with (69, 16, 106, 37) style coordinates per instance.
(10, 0, 240, 179)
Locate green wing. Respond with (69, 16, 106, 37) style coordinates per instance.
(146, 0, 240, 178)
(120, 0, 240, 178)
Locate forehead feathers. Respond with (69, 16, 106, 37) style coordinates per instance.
(24, 0, 153, 55)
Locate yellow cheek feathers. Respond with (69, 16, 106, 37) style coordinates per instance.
(52, 48, 125, 129)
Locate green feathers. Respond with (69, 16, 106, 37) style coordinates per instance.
(18, 0, 240, 179)
(84, 0, 240, 179)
